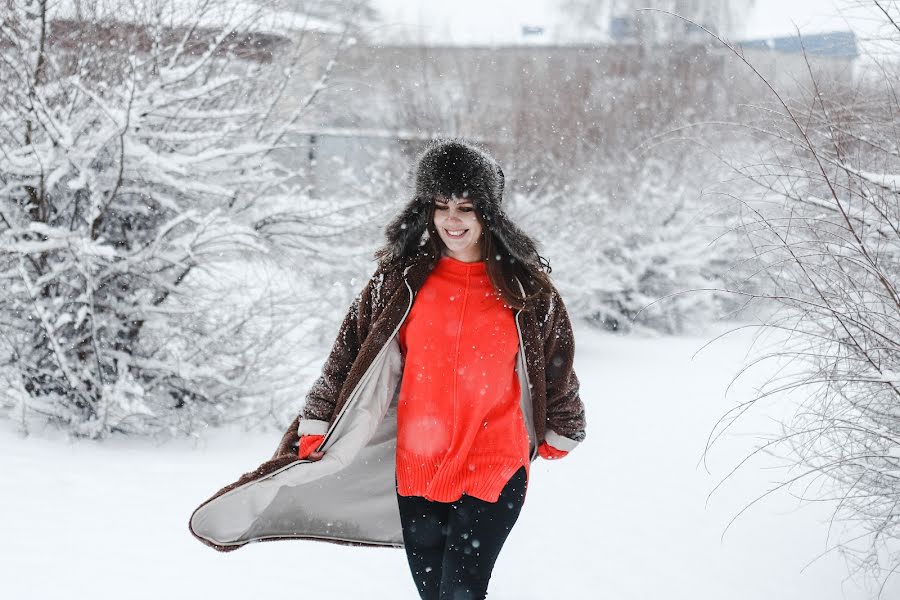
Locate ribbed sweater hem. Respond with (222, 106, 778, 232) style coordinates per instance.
(396, 449, 530, 503)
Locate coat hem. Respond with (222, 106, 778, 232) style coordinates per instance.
(193, 532, 404, 553)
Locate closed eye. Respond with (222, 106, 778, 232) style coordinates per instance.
(435, 205, 474, 212)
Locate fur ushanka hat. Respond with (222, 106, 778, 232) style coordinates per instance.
(382, 138, 543, 270)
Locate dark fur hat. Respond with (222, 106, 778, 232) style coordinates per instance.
(381, 138, 543, 269)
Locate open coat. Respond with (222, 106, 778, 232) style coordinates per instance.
(188, 248, 587, 552)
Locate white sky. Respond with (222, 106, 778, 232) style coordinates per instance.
(371, 0, 887, 45)
(743, 0, 885, 38)
(371, 0, 553, 45)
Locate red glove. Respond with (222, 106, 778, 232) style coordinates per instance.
(538, 441, 568, 460)
(298, 434, 325, 459)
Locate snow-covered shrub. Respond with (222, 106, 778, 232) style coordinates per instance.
(702, 7, 900, 585)
(497, 46, 750, 334)
(354, 41, 751, 334)
(0, 0, 361, 437)
(507, 141, 752, 335)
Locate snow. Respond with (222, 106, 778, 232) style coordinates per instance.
(4, 322, 898, 599)
(854, 169, 900, 193)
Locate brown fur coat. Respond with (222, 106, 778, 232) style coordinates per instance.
(189, 247, 586, 553)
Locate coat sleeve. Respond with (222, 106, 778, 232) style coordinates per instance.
(299, 266, 385, 424)
(540, 284, 586, 452)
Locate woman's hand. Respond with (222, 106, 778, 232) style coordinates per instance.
(298, 434, 326, 461)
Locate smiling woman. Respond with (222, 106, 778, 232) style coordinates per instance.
(432, 194, 485, 262)
(189, 139, 586, 600)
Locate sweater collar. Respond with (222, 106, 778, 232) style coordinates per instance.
(435, 254, 487, 276)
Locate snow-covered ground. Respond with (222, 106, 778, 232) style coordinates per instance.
(4, 322, 898, 599)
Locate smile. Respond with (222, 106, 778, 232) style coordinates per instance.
(445, 229, 468, 239)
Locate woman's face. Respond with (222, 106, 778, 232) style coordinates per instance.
(433, 194, 484, 262)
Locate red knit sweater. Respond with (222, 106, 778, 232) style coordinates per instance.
(395, 255, 531, 503)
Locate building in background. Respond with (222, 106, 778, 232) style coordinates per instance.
(729, 30, 859, 88)
(561, 0, 755, 44)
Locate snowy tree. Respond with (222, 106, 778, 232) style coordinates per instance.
(700, 3, 900, 585)
(0, 0, 365, 437)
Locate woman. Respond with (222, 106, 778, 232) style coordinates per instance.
(188, 139, 586, 600)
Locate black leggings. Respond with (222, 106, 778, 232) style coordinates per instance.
(396, 467, 528, 600)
